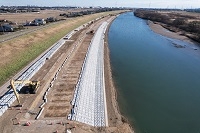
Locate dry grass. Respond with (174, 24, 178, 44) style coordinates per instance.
(0, 9, 101, 23)
(0, 10, 66, 23)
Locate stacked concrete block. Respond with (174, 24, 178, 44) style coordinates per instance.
(70, 22, 108, 127)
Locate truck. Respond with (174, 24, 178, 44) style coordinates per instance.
(0, 24, 14, 32)
(30, 18, 46, 26)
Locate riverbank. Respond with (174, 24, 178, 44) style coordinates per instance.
(148, 21, 195, 44)
(0, 11, 124, 86)
(0, 12, 133, 133)
(104, 15, 134, 132)
(134, 9, 200, 43)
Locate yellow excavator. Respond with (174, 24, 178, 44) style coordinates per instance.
(10, 79, 40, 107)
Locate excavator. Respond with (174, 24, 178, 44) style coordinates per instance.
(10, 79, 40, 107)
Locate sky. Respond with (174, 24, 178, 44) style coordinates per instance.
(1, 0, 200, 9)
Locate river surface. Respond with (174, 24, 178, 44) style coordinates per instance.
(108, 12, 200, 133)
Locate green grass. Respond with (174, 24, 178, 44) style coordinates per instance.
(0, 11, 124, 85)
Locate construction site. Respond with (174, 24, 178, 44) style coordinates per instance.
(0, 10, 133, 133)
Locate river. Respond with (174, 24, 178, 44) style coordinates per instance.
(108, 12, 200, 133)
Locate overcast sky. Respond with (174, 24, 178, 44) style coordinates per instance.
(1, 0, 200, 8)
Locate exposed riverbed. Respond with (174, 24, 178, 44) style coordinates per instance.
(108, 12, 200, 133)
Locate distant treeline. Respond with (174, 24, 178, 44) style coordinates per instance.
(134, 9, 200, 43)
(185, 8, 200, 13)
(135, 8, 200, 13)
(0, 6, 129, 13)
(59, 8, 121, 18)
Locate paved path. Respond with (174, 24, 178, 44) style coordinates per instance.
(70, 22, 108, 127)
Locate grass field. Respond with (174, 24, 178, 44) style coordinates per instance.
(0, 10, 125, 85)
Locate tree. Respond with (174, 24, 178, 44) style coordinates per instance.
(172, 18, 185, 27)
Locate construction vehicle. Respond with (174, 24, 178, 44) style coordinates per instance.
(10, 79, 40, 107)
(86, 30, 95, 34)
(89, 30, 94, 34)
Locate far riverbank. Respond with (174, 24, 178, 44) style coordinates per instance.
(134, 9, 200, 43)
(148, 21, 195, 44)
